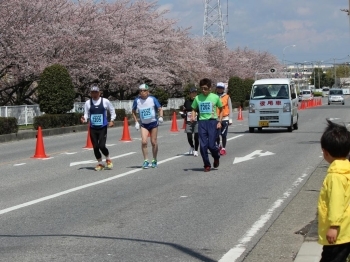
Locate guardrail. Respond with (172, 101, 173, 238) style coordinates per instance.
(0, 98, 185, 125)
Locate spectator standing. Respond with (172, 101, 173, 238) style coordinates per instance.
(318, 119, 350, 261)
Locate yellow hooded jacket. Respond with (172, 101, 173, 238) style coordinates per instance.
(318, 159, 350, 245)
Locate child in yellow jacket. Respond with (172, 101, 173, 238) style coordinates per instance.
(318, 119, 350, 261)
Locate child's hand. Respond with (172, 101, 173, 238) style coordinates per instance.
(326, 226, 339, 244)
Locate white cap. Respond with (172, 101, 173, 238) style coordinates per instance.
(90, 85, 100, 92)
(139, 84, 149, 90)
(216, 82, 225, 88)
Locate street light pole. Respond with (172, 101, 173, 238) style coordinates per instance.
(282, 44, 296, 70)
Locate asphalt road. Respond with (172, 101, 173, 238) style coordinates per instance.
(0, 97, 348, 262)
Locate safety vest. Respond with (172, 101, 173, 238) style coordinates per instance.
(217, 94, 230, 116)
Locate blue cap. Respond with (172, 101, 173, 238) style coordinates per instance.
(189, 87, 197, 93)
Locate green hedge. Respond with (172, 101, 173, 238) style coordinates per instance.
(0, 117, 18, 134)
(33, 113, 82, 130)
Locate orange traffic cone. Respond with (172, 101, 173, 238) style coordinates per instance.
(120, 117, 132, 141)
(237, 106, 243, 121)
(182, 118, 186, 129)
(32, 126, 48, 158)
(83, 125, 93, 148)
(170, 112, 179, 132)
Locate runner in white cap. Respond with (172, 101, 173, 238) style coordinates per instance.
(132, 84, 163, 169)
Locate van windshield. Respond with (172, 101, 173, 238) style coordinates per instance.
(329, 89, 343, 95)
(322, 88, 329, 91)
(251, 84, 289, 99)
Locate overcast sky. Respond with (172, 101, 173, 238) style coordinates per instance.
(154, 0, 350, 66)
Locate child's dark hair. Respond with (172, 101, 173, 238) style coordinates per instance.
(320, 119, 350, 158)
(199, 78, 212, 88)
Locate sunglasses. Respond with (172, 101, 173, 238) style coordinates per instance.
(201, 86, 210, 91)
(139, 89, 148, 92)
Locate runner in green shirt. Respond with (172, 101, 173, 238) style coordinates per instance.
(191, 78, 223, 172)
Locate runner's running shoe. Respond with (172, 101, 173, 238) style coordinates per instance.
(188, 147, 194, 155)
(220, 148, 226, 156)
(95, 164, 105, 171)
(142, 160, 150, 169)
(151, 159, 158, 168)
(204, 166, 211, 172)
(193, 151, 199, 157)
(106, 159, 113, 169)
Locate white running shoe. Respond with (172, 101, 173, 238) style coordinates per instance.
(188, 147, 194, 155)
(193, 151, 199, 157)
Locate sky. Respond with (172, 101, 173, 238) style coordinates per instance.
(152, 0, 350, 67)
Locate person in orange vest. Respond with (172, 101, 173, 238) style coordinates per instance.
(216, 82, 233, 156)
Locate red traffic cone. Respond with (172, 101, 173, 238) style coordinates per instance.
(182, 118, 186, 129)
(120, 117, 132, 141)
(237, 106, 243, 121)
(32, 126, 48, 158)
(170, 112, 179, 132)
(83, 125, 93, 148)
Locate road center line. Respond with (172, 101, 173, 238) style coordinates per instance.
(219, 173, 308, 262)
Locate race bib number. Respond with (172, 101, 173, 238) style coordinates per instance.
(91, 114, 103, 125)
(140, 107, 152, 120)
(199, 102, 212, 113)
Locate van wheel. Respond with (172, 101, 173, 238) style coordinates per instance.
(249, 127, 254, 133)
(342, 103, 345, 105)
(258, 127, 262, 131)
(328, 102, 330, 105)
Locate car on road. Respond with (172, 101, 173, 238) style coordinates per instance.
(328, 88, 344, 105)
(322, 87, 330, 97)
(298, 90, 313, 102)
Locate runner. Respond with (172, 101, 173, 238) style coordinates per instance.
(132, 84, 163, 169)
(191, 78, 223, 172)
(182, 87, 199, 156)
(216, 82, 233, 155)
(81, 85, 116, 171)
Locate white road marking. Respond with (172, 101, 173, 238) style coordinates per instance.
(69, 152, 136, 166)
(61, 152, 77, 155)
(219, 173, 308, 262)
(0, 153, 184, 216)
(227, 135, 244, 141)
(14, 163, 26, 166)
(233, 150, 275, 164)
(2, 135, 245, 215)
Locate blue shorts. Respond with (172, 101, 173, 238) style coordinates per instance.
(141, 121, 158, 131)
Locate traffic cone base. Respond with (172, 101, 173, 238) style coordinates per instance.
(32, 126, 49, 158)
(120, 117, 132, 141)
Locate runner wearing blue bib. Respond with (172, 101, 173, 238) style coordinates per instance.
(132, 84, 163, 169)
(81, 85, 116, 171)
(191, 78, 223, 172)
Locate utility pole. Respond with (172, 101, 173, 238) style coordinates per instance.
(203, 0, 227, 44)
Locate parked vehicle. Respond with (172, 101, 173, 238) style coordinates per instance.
(328, 89, 344, 105)
(298, 90, 313, 102)
(248, 78, 298, 132)
(322, 87, 330, 97)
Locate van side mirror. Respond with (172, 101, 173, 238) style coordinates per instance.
(291, 93, 296, 99)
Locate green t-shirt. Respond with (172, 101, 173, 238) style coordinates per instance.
(191, 93, 222, 120)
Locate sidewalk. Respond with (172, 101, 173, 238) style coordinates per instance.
(294, 217, 322, 262)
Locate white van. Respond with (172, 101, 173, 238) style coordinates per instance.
(248, 78, 298, 132)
